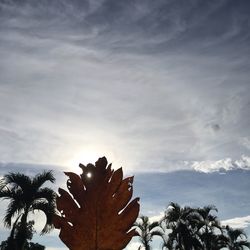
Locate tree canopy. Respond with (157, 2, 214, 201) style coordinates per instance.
(0, 171, 56, 250)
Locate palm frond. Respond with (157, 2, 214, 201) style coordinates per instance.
(149, 221, 159, 231)
(134, 225, 143, 235)
(235, 240, 250, 249)
(168, 202, 181, 212)
(4, 199, 24, 227)
(32, 171, 55, 191)
(151, 229, 164, 237)
(226, 226, 247, 241)
(0, 188, 14, 199)
(204, 205, 218, 213)
(34, 187, 56, 203)
(3, 172, 32, 191)
(0, 177, 7, 189)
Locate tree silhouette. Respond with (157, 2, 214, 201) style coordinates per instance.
(0, 220, 46, 250)
(134, 215, 163, 250)
(224, 225, 250, 250)
(161, 202, 202, 250)
(138, 203, 250, 250)
(209, 233, 228, 250)
(0, 171, 56, 250)
(195, 205, 222, 250)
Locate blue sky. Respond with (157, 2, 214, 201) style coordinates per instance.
(0, 0, 250, 249)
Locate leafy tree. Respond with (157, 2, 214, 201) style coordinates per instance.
(224, 225, 250, 250)
(0, 171, 56, 250)
(0, 220, 45, 250)
(134, 215, 163, 250)
(0, 240, 45, 250)
(161, 202, 202, 250)
(195, 205, 222, 250)
(132, 203, 250, 250)
(209, 234, 228, 250)
(27, 242, 45, 250)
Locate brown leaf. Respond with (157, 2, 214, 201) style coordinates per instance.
(53, 157, 140, 250)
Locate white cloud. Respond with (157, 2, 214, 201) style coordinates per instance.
(222, 215, 250, 229)
(149, 212, 164, 223)
(191, 155, 250, 173)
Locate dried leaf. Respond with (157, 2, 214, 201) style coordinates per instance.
(53, 157, 140, 250)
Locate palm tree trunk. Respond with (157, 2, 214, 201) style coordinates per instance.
(16, 209, 29, 250)
(145, 243, 150, 250)
(6, 214, 22, 250)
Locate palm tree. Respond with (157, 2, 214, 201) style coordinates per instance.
(161, 202, 202, 250)
(2, 220, 35, 250)
(134, 215, 163, 250)
(0, 171, 56, 250)
(224, 225, 250, 250)
(209, 234, 228, 250)
(195, 205, 222, 250)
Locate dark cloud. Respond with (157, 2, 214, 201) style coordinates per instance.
(209, 123, 221, 132)
(1, 0, 250, 55)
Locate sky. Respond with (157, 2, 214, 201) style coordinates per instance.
(0, 0, 250, 249)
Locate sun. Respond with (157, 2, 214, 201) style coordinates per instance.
(86, 172, 92, 178)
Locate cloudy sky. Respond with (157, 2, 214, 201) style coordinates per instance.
(0, 0, 250, 249)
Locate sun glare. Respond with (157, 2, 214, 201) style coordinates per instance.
(86, 172, 92, 178)
(69, 151, 100, 168)
(64, 147, 116, 173)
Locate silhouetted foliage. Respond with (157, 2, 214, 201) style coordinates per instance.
(195, 205, 222, 250)
(0, 163, 249, 250)
(0, 171, 56, 250)
(160, 202, 202, 250)
(0, 241, 45, 250)
(224, 225, 250, 250)
(53, 157, 140, 250)
(28, 242, 45, 250)
(0, 220, 45, 250)
(134, 215, 163, 250)
(138, 203, 250, 250)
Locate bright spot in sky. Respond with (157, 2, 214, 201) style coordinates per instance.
(68, 150, 100, 168)
(65, 146, 117, 173)
(86, 172, 92, 178)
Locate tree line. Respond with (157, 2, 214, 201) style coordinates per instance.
(134, 203, 250, 250)
(0, 171, 249, 250)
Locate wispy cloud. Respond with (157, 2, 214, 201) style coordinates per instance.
(0, 1, 250, 171)
(222, 215, 250, 229)
(149, 212, 164, 223)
